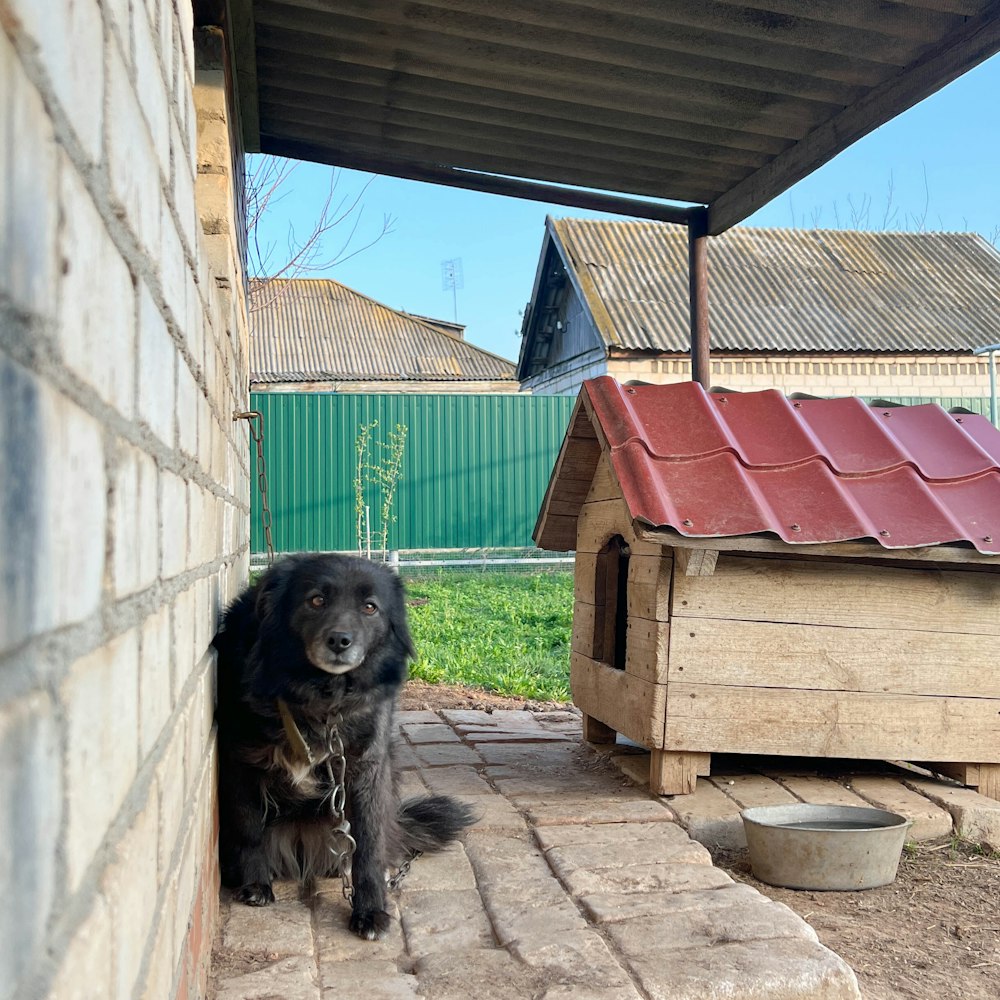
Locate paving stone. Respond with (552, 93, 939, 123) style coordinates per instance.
(534, 820, 693, 851)
(466, 796, 529, 832)
(402, 723, 462, 744)
(767, 774, 872, 809)
(311, 887, 405, 962)
(398, 771, 429, 800)
(848, 775, 953, 841)
(544, 837, 711, 881)
(463, 830, 554, 888)
(420, 764, 497, 797)
(564, 861, 734, 898)
(612, 752, 655, 787)
(412, 743, 484, 766)
(415, 949, 545, 1000)
(396, 710, 443, 725)
(526, 797, 676, 827)
(214, 955, 319, 1000)
(439, 710, 498, 727)
(622, 937, 861, 1000)
(393, 743, 423, 770)
(539, 986, 643, 1000)
(222, 898, 313, 956)
(320, 959, 420, 999)
(710, 773, 799, 808)
(604, 885, 818, 956)
(475, 742, 580, 768)
(669, 779, 745, 849)
(480, 880, 587, 945)
(462, 729, 573, 743)
(400, 889, 496, 957)
(902, 777, 1000, 849)
(510, 928, 634, 990)
(581, 884, 777, 925)
(398, 843, 477, 892)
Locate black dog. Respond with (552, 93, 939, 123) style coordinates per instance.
(213, 553, 474, 939)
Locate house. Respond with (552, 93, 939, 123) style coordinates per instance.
(518, 219, 1000, 398)
(534, 376, 1000, 797)
(250, 278, 518, 392)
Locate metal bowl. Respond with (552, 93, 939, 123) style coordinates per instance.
(740, 803, 911, 891)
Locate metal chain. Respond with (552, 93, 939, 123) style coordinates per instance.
(320, 714, 418, 900)
(323, 715, 357, 902)
(234, 411, 274, 565)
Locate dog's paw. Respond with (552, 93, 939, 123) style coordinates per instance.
(349, 908, 392, 940)
(235, 882, 275, 906)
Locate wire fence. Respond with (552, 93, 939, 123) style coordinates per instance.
(249, 547, 575, 576)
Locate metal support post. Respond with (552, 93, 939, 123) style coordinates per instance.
(973, 344, 1000, 427)
(688, 208, 710, 386)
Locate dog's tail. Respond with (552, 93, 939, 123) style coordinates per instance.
(397, 795, 477, 853)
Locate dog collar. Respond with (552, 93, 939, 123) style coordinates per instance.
(277, 698, 316, 767)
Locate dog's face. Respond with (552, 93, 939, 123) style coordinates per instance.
(255, 555, 414, 676)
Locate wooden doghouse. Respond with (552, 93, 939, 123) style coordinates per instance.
(535, 377, 1000, 799)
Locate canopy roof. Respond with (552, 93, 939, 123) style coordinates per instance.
(226, 0, 1000, 233)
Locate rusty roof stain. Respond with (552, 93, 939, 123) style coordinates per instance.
(536, 376, 1000, 555)
(537, 220, 1000, 356)
(250, 278, 516, 385)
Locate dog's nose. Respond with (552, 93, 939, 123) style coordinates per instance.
(326, 631, 353, 651)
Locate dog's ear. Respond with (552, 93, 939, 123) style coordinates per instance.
(255, 560, 290, 627)
(390, 574, 417, 660)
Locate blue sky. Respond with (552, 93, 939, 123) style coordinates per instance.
(250, 53, 1000, 365)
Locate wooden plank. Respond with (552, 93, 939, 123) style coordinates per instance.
(675, 548, 719, 576)
(671, 556, 1000, 636)
(582, 714, 617, 744)
(624, 617, 670, 685)
(570, 653, 666, 749)
(626, 553, 672, 620)
(571, 601, 600, 659)
(976, 764, 1000, 801)
(650, 750, 706, 796)
(573, 553, 601, 605)
(584, 452, 621, 503)
(575, 498, 633, 553)
(663, 683, 1000, 762)
(638, 528, 1000, 569)
(669, 618, 1000, 699)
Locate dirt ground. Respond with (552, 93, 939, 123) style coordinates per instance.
(401, 683, 1000, 1000)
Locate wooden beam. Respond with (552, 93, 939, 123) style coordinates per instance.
(226, 0, 261, 150)
(637, 527, 1000, 569)
(707, 2, 1000, 233)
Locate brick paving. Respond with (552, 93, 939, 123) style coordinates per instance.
(210, 709, 1000, 999)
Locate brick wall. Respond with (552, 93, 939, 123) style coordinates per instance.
(1, 3, 249, 999)
(601, 353, 990, 398)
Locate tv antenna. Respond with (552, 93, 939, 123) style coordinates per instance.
(441, 258, 464, 323)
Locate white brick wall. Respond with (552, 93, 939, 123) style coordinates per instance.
(1, 4, 250, 999)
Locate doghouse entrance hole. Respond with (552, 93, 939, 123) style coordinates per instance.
(593, 535, 629, 669)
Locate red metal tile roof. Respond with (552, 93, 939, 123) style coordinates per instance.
(583, 376, 1000, 555)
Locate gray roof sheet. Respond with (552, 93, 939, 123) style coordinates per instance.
(250, 278, 516, 383)
(550, 220, 1000, 354)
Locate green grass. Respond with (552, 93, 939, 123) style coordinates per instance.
(403, 570, 573, 701)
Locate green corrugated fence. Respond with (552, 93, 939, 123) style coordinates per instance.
(249, 392, 989, 555)
(249, 392, 578, 554)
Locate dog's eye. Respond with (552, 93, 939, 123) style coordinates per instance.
(308, 594, 325, 609)
(361, 601, 378, 615)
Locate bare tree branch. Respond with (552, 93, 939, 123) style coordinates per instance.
(245, 155, 396, 316)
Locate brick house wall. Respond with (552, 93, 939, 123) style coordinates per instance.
(1, 3, 249, 999)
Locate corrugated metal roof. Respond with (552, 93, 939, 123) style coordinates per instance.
(228, 1, 1000, 234)
(546, 220, 1000, 354)
(538, 376, 1000, 555)
(250, 278, 516, 384)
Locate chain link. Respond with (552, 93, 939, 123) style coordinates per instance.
(323, 714, 357, 902)
(234, 411, 274, 565)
